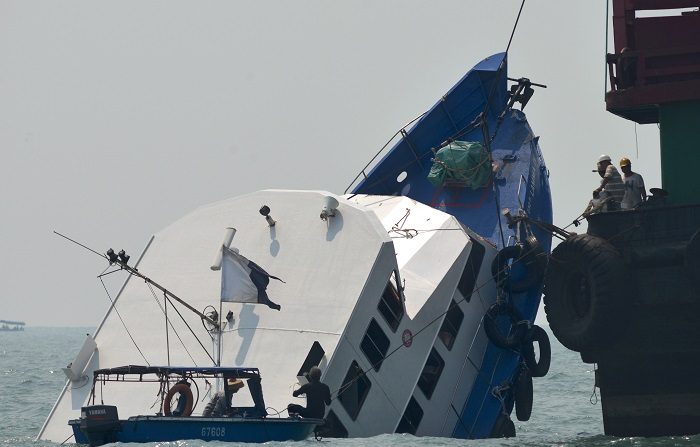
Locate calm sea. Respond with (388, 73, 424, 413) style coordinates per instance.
(1, 327, 697, 447)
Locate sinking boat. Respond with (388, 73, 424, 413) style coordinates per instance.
(39, 52, 553, 443)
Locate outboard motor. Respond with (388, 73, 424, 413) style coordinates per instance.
(79, 405, 120, 447)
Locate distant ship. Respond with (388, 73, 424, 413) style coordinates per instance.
(0, 320, 25, 331)
(40, 53, 553, 443)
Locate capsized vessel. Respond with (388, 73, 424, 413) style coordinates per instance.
(40, 53, 553, 443)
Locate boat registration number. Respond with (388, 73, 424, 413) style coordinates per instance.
(202, 426, 226, 437)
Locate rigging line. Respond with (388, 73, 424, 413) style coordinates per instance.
(162, 294, 216, 365)
(634, 122, 639, 159)
(59, 432, 74, 445)
(99, 276, 150, 365)
(96, 268, 123, 279)
(484, 0, 527, 148)
(480, 0, 525, 128)
(505, 0, 526, 54)
(164, 291, 171, 367)
(53, 230, 107, 260)
(144, 283, 204, 366)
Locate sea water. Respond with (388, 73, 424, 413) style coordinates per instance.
(1, 327, 698, 447)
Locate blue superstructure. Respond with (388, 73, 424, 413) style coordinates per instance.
(352, 52, 552, 438)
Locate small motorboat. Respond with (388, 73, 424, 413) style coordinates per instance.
(69, 365, 323, 446)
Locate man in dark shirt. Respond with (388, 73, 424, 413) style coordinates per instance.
(287, 366, 331, 419)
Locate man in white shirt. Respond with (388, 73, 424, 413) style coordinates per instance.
(594, 155, 625, 210)
(619, 157, 646, 210)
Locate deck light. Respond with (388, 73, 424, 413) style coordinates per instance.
(259, 205, 276, 227)
(320, 196, 339, 221)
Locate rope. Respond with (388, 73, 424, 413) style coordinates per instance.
(145, 283, 203, 365)
(430, 148, 491, 187)
(491, 383, 511, 416)
(506, 1, 526, 54)
(388, 208, 419, 239)
(590, 367, 599, 405)
(99, 276, 150, 365)
(164, 291, 170, 367)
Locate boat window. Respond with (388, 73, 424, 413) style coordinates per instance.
(320, 410, 348, 438)
(417, 348, 445, 399)
(378, 272, 404, 332)
(395, 396, 424, 435)
(438, 300, 464, 350)
(338, 360, 372, 421)
(360, 319, 390, 371)
(457, 240, 485, 302)
(297, 341, 325, 377)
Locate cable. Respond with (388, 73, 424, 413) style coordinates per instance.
(145, 283, 213, 365)
(145, 284, 196, 365)
(506, 1, 526, 54)
(99, 276, 150, 365)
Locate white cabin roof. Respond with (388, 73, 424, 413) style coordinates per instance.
(40, 190, 485, 442)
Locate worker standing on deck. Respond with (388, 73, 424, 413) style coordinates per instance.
(593, 155, 625, 211)
(287, 366, 331, 419)
(619, 157, 646, 209)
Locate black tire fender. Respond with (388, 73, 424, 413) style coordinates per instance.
(514, 369, 533, 422)
(491, 236, 546, 293)
(522, 325, 551, 378)
(543, 234, 628, 352)
(483, 302, 528, 349)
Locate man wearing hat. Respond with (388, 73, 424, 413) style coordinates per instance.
(593, 154, 625, 211)
(619, 157, 646, 209)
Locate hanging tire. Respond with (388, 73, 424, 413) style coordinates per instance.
(514, 369, 533, 422)
(543, 234, 628, 352)
(483, 302, 528, 349)
(163, 382, 194, 417)
(522, 325, 551, 378)
(489, 413, 516, 438)
(491, 236, 546, 293)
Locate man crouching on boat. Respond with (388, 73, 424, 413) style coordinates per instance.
(202, 379, 245, 417)
(287, 367, 331, 418)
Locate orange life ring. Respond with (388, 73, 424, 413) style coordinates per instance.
(163, 383, 193, 417)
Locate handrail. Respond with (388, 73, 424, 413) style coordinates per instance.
(606, 44, 700, 92)
(344, 111, 426, 194)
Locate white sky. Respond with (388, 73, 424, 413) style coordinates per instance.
(0, 1, 660, 326)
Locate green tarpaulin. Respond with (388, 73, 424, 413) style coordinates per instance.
(427, 141, 491, 189)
